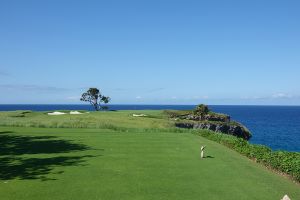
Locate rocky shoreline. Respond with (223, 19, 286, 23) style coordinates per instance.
(175, 121, 251, 140)
(165, 104, 251, 140)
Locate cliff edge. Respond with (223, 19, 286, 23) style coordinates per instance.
(165, 104, 251, 140)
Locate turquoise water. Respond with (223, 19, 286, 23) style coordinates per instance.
(0, 104, 299, 152)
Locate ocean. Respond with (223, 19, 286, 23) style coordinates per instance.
(0, 104, 299, 152)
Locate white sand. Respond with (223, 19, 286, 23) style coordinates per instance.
(48, 111, 66, 115)
(70, 111, 83, 115)
(132, 114, 147, 117)
(281, 195, 291, 200)
(48, 111, 88, 115)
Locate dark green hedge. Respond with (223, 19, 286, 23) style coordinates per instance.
(193, 130, 300, 182)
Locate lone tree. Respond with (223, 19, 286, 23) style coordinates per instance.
(80, 88, 110, 111)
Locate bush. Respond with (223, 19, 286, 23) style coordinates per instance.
(193, 104, 209, 115)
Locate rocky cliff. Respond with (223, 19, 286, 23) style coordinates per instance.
(165, 105, 251, 140)
(185, 113, 230, 122)
(175, 121, 251, 140)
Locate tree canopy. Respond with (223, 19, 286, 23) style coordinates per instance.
(80, 88, 110, 111)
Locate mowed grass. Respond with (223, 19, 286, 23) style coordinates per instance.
(0, 126, 299, 200)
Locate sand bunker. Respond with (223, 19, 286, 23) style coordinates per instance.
(132, 114, 147, 117)
(48, 111, 66, 115)
(48, 111, 88, 115)
(70, 111, 83, 115)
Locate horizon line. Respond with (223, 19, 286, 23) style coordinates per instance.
(0, 103, 300, 106)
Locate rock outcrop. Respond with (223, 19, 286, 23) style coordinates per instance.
(175, 121, 251, 140)
(165, 104, 252, 140)
(185, 113, 230, 122)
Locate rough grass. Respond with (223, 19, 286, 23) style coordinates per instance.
(0, 110, 172, 129)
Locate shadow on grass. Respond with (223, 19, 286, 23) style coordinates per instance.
(0, 155, 97, 181)
(0, 131, 93, 155)
(205, 155, 214, 158)
(0, 131, 100, 180)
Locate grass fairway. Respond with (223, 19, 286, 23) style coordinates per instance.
(0, 126, 299, 200)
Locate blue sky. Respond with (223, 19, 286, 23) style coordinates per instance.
(0, 0, 300, 105)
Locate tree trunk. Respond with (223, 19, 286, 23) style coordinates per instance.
(94, 104, 99, 111)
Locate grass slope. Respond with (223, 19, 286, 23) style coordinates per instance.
(0, 126, 299, 200)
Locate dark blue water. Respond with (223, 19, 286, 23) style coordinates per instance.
(209, 106, 300, 152)
(0, 104, 299, 152)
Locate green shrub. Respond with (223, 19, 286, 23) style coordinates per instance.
(193, 104, 209, 115)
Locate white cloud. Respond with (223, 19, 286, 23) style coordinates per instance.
(66, 96, 79, 100)
(0, 84, 70, 92)
(241, 93, 296, 100)
(240, 96, 264, 100)
(135, 96, 142, 99)
(271, 93, 293, 99)
(191, 96, 209, 100)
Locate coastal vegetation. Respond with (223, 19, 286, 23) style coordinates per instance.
(0, 109, 299, 199)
